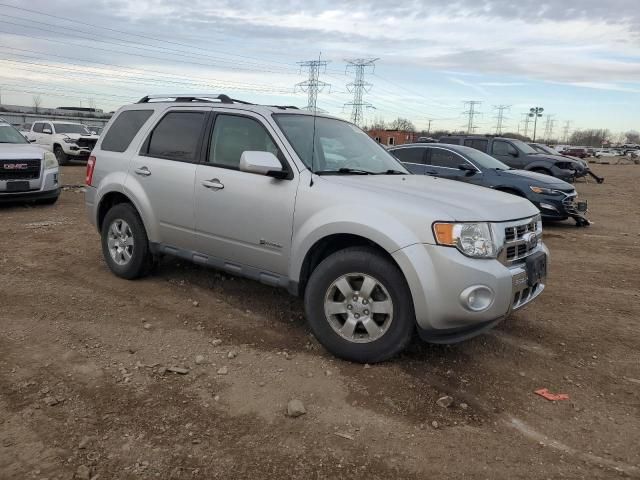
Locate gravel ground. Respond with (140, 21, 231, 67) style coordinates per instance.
(1, 164, 638, 479)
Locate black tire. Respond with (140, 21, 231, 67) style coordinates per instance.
(101, 203, 154, 279)
(304, 246, 415, 363)
(54, 145, 68, 166)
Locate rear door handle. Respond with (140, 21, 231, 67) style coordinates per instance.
(202, 179, 224, 190)
(134, 166, 151, 177)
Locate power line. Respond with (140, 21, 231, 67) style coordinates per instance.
(463, 101, 482, 134)
(493, 105, 510, 135)
(343, 58, 378, 126)
(295, 57, 330, 112)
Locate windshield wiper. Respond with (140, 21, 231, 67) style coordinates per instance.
(314, 167, 376, 175)
(377, 169, 407, 175)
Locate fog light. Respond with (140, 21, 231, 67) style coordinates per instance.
(460, 285, 494, 312)
(539, 202, 558, 212)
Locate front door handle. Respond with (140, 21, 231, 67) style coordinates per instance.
(202, 179, 224, 190)
(134, 166, 151, 177)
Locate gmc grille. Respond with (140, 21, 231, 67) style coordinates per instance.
(0, 159, 41, 180)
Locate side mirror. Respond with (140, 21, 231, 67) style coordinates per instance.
(508, 148, 518, 157)
(239, 151, 286, 178)
(458, 163, 477, 174)
(42, 128, 52, 134)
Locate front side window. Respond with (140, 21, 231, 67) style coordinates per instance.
(274, 114, 408, 175)
(464, 139, 488, 152)
(33, 122, 44, 133)
(392, 147, 425, 164)
(492, 140, 514, 156)
(430, 149, 464, 168)
(53, 123, 90, 134)
(146, 111, 206, 161)
(102, 109, 153, 152)
(209, 114, 280, 169)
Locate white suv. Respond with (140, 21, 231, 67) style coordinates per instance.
(85, 94, 548, 362)
(26, 121, 99, 165)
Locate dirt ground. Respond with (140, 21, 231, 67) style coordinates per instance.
(1, 164, 639, 479)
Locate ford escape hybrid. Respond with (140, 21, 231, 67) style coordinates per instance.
(85, 94, 548, 363)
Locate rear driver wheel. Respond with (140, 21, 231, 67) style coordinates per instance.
(304, 246, 414, 363)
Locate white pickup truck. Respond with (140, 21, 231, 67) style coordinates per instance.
(26, 120, 99, 165)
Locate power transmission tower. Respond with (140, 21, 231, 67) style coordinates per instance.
(462, 101, 482, 133)
(562, 121, 572, 143)
(493, 105, 510, 134)
(543, 115, 555, 141)
(426, 119, 433, 134)
(528, 106, 544, 141)
(344, 58, 378, 126)
(295, 57, 331, 113)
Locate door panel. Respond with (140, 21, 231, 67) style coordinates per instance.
(127, 109, 209, 248)
(193, 112, 298, 276)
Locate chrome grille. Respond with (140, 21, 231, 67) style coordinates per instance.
(502, 216, 541, 263)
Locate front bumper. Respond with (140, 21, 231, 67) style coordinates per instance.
(65, 145, 92, 158)
(0, 169, 59, 203)
(393, 241, 548, 343)
(530, 191, 588, 222)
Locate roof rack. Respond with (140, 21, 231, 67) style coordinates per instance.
(136, 94, 254, 105)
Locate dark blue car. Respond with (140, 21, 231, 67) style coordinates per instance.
(390, 143, 589, 226)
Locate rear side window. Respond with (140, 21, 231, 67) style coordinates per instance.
(145, 111, 207, 161)
(430, 149, 463, 168)
(464, 139, 488, 152)
(101, 110, 153, 152)
(392, 147, 425, 164)
(33, 122, 44, 133)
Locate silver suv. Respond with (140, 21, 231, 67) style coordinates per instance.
(85, 94, 548, 363)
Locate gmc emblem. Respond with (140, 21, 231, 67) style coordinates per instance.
(3, 163, 29, 170)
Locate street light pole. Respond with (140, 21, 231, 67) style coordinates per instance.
(529, 107, 544, 141)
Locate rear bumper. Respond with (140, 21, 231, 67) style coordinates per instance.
(392, 242, 548, 343)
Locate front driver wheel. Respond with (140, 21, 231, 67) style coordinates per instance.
(54, 145, 68, 166)
(304, 246, 414, 363)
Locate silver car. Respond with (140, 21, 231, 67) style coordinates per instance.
(85, 94, 548, 363)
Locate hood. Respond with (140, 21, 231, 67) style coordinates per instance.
(528, 152, 583, 167)
(0, 143, 47, 159)
(495, 169, 574, 190)
(323, 174, 539, 222)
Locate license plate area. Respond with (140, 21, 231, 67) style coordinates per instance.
(525, 251, 547, 287)
(6, 181, 30, 192)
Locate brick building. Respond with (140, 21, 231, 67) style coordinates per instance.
(367, 129, 417, 146)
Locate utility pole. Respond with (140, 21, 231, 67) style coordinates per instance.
(493, 105, 510, 135)
(562, 121, 572, 143)
(344, 58, 378, 126)
(463, 101, 482, 134)
(528, 106, 544, 141)
(295, 56, 331, 113)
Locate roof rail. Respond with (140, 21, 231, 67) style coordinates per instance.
(136, 94, 254, 105)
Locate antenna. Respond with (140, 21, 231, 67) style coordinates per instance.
(307, 53, 325, 186)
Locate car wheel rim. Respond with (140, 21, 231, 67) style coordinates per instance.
(107, 219, 134, 266)
(323, 273, 393, 344)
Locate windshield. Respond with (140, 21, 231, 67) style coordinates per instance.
(53, 123, 90, 134)
(0, 124, 28, 144)
(510, 139, 537, 154)
(273, 114, 409, 174)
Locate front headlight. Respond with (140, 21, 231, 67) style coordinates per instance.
(433, 222, 498, 258)
(529, 186, 562, 195)
(44, 151, 58, 169)
(63, 137, 76, 144)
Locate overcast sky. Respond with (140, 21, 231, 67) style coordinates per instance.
(0, 0, 638, 134)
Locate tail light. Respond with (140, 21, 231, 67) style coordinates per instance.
(86, 155, 96, 186)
